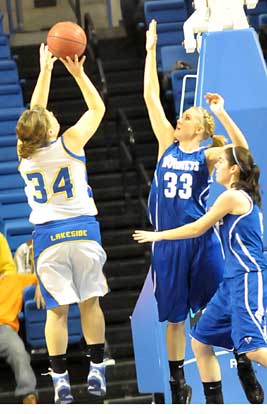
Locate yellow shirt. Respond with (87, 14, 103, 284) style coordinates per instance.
(0, 273, 37, 332)
(0, 233, 37, 332)
(0, 232, 17, 276)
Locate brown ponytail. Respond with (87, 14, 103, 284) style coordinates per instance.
(16, 106, 50, 159)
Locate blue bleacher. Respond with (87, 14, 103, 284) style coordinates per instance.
(160, 44, 198, 73)
(144, 0, 189, 71)
(23, 285, 82, 349)
(156, 22, 185, 69)
(0, 60, 19, 84)
(0, 84, 24, 107)
(144, 0, 188, 23)
(246, 0, 267, 30)
(0, 34, 11, 59)
(0, 146, 18, 161)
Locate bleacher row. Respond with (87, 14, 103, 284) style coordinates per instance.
(1, 0, 267, 352)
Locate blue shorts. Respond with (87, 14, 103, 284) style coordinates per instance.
(191, 271, 267, 353)
(151, 227, 224, 323)
(33, 215, 108, 309)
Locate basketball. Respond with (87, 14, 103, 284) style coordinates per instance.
(47, 21, 87, 59)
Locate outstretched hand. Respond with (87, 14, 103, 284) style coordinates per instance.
(34, 284, 46, 309)
(146, 19, 157, 51)
(60, 54, 86, 78)
(132, 230, 162, 243)
(205, 92, 225, 115)
(40, 43, 57, 72)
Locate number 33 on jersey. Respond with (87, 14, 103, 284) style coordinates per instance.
(148, 143, 212, 229)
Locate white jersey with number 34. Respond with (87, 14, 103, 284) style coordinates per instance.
(19, 136, 97, 224)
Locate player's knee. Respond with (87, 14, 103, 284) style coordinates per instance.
(168, 320, 185, 333)
(191, 337, 211, 357)
(80, 296, 100, 311)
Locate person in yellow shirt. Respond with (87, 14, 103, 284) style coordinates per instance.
(0, 233, 44, 404)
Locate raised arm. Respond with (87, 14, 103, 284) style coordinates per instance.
(205, 93, 249, 167)
(133, 190, 236, 243)
(144, 20, 174, 159)
(61, 55, 105, 154)
(30, 44, 57, 109)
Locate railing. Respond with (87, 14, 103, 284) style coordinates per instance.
(68, 0, 82, 26)
(116, 108, 151, 227)
(84, 12, 99, 60)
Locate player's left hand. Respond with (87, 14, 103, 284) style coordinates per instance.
(59, 54, 86, 78)
(132, 230, 162, 243)
(34, 284, 46, 309)
(205, 92, 225, 115)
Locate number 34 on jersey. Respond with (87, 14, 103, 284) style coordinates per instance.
(25, 165, 74, 204)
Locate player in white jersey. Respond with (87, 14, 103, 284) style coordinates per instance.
(16, 44, 107, 403)
(134, 146, 267, 403)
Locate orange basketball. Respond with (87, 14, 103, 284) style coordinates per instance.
(47, 21, 87, 59)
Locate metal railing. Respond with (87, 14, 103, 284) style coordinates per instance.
(84, 12, 99, 61)
(116, 108, 151, 227)
(68, 0, 82, 26)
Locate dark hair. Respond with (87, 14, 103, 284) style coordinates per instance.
(225, 146, 261, 207)
(16, 106, 50, 159)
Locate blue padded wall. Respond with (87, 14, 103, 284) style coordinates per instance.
(196, 28, 267, 247)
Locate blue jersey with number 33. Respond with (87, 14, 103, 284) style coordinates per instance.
(148, 142, 212, 230)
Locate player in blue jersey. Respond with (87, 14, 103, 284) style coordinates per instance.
(142, 19, 263, 403)
(134, 146, 267, 403)
(16, 44, 107, 403)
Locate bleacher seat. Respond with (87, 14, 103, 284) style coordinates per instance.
(0, 188, 26, 203)
(246, 0, 267, 30)
(0, 84, 23, 108)
(4, 218, 33, 253)
(144, 0, 189, 71)
(0, 60, 19, 84)
(23, 285, 83, 349)
(0, 34, 11, 59)
(0, 107, 24, 135)
(160, 44, 198, 73)
(258, 13, 267, 26)
(0, 146, 18, 161)
(156, 22, 185, 69)
(0, 134, 17, 147)
(144, 0, 188, 24)
(0, 172, 24, 190)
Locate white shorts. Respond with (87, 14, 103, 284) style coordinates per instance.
(36, 240, 108, 308)
(33, 215, 108, 309)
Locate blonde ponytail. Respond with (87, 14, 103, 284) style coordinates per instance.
(196, 107, 227, 147)
(210, 134, 226, 148)
(16, 106, 50, 159)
